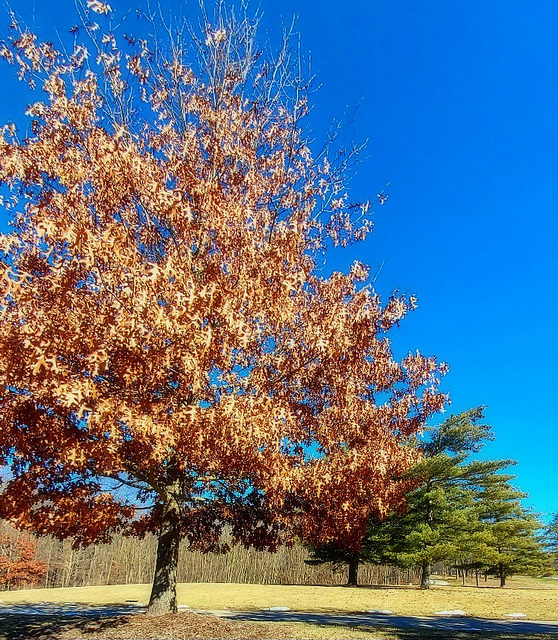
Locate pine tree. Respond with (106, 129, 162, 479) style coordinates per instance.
(309, 407, 554, 589)
(383, 407, 514, 588)
(473, 478, 552, 586)
(305, 513, 397, 586)
(546, 515, 558, 570)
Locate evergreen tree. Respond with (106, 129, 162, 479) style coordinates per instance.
(306, 407, 552, 589)
(545, 513, 558, 563)
(305, 513, 396, 585)
(473, 478, 552, 586)
(388, 407, 514, 588)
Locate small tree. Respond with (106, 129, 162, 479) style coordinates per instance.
(0, 3, 447, 614)
(305, 513, 397, 586)
(0, 532, 46, 589)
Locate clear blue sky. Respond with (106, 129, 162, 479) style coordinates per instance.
(1, 1, 557, 519)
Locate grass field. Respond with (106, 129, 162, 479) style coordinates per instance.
(1, 576, 558, 621)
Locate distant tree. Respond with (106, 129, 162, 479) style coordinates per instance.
(305, 408, 496, 587)
(0, 3, 447, 615)
(474, 478, 552, 586)
(382, 407, 515, 588)
(305, 513, 397, 586)
(546, 514, 558, 566)
(307, 408, 551, 590)
(0, 533, 46, 589)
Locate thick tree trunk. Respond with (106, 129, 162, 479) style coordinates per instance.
(420, 560, 431, 589)
(347, 555, 359, 586)
(147, 499, 181, 616)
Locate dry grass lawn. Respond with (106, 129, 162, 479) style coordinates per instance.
(1, 576, 558, 621)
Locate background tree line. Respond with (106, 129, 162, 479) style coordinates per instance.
(0, 522, 420, 589)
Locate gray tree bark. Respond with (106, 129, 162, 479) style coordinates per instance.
(147, 495, 181, 616)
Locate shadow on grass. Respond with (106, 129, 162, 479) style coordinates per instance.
(0, 614, 127, 640)
(227, 610, 558, 640)
(377, 628, 558, 640)
(1, 613, 557, 640)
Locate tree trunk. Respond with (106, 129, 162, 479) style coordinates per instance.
(147, 498, 181, 616)
(420, 560, 431, 589)
(347, 555, 359, 586)
(499, 563, 506, 588)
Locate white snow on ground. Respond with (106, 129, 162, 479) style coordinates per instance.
(434, 609, 468, 616)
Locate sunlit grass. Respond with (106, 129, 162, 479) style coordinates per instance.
(1, 577, 558, 621)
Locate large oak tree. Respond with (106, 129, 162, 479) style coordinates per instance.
(0, 2, 447, 614)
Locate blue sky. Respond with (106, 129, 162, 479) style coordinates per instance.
(1, 0, 557, 519)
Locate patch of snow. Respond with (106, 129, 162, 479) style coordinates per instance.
(366, 609, 393, 615)
(263, 606, 291, 612)
(434, 609, 468, 617)
(503, 613, 528, 619)
(429, 579, 450, 585)
(177, 604, 190, 610)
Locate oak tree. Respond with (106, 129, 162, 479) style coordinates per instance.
(0, 2, 447, 613)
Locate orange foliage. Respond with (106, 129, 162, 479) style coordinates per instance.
(0, 532, 46, 589)
(0, 6, 447, 612)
